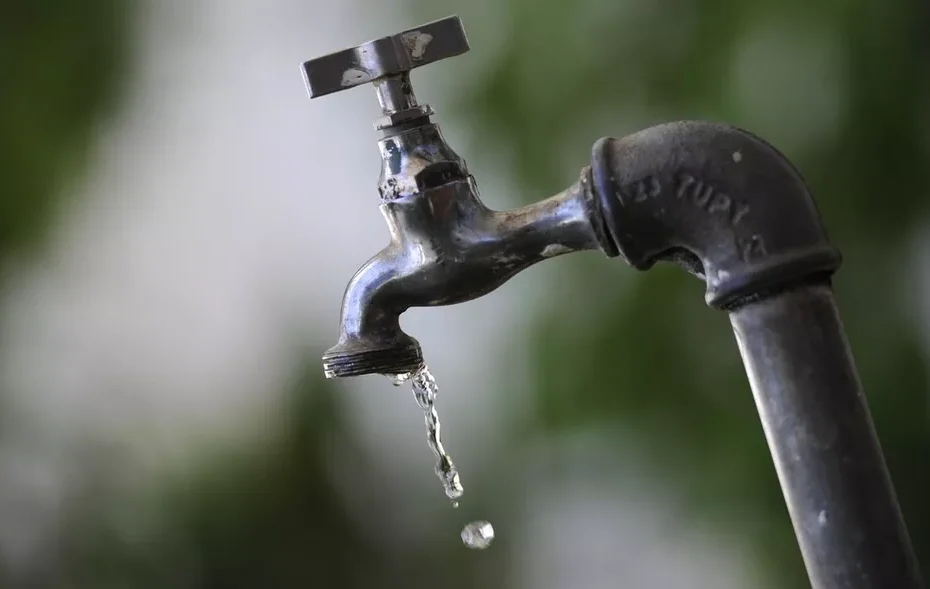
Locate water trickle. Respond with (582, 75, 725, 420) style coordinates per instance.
(410, 365, 464, 501)
(390, 363, 493, 548)
(461, 520, 495, 550)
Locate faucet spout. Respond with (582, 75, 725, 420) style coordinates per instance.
(322, 171, 614, 378)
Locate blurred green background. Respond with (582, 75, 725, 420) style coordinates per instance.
(1, 1, 928, 588)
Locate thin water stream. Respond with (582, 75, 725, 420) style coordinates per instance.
(392, 364, 495, 550)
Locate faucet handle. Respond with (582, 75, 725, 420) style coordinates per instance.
(301, 15, 469, 128)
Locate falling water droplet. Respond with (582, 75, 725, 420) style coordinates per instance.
(461, 520, 495, 550)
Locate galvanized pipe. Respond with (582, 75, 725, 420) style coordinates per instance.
(731, 283, 924, 588)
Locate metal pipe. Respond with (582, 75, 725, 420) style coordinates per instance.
(588, 122, 925, 588)
(730, 282, 924, 588)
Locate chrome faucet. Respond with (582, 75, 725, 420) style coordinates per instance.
(302, 16, 610, 378)
(301, 16, 924, 589)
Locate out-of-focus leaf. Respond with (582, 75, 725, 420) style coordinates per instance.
(0, 0, 130, 257)
(36, 366, 514, 589)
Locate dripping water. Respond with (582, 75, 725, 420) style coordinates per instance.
(461, 520, 495, 550)
(409, 364, 463, 503)
(391, 363, 494, 549)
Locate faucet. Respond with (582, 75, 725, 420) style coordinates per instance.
(301, 16, 925, 589)
(302, 16, 607, 378)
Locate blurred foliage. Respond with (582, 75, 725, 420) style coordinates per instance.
(2, 0, 929, 587)
(0, 0, 131, 583)
(4, 368, 514, 589)
(0, 0, 129, 257)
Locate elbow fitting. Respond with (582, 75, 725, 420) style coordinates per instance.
(589, 120, 841, 308)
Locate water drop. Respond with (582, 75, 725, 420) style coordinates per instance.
(390, 372, 412, 387)
(461, 520, 495, 550)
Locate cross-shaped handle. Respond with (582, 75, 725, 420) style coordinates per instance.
(301, 15, 470, 100)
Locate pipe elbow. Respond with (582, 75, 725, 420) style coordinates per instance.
(589, 121, 841, 308)
(322, 250, 423, 378)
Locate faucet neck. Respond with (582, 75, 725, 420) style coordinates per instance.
(371, 73, 437, 132)
(374, 73, 419, 114)
(376, 122, 469, 201)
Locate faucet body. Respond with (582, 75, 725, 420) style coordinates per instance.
(323, 122, 608, 377)
(302, 16, 925, 589)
